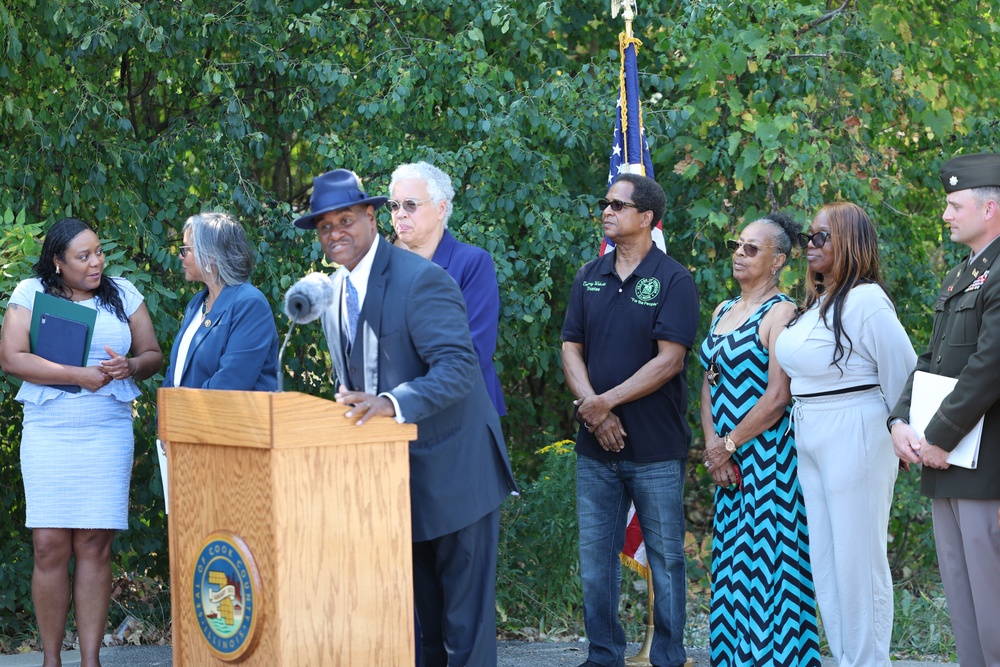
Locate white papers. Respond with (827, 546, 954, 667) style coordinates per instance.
(156, 439, 170, 514)
(909, 371, 982, 469)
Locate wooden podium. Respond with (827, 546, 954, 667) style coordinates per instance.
(158, 388, 417, 666)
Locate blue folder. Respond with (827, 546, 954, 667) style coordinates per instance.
(29, 291, 96, 358)
(34, 313, 89, 393)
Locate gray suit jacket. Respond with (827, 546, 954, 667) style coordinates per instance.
(322, 237, 516, 540)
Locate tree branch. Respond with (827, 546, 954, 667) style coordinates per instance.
(766, 164, 777, 213)
(795, 0, 852, 37)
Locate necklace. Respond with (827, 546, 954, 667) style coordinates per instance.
(707, 288, 776, 386)
(714, 288, 774, 334)
(707, 352, 721, 386)
(201, 296, 214, 328)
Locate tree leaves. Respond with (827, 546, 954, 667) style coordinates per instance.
(1, 0, 999, 638)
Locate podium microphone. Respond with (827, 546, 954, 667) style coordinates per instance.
(277, 273, 336, 391)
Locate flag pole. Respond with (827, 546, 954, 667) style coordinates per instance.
(609, 2, 688, 664)
(613, 4, 656, 663)
(624, 571, 655, 666)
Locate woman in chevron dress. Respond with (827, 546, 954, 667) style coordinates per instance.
(699, 213, 821, 667)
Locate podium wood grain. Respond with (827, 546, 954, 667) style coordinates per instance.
(160, 388, 417, 666)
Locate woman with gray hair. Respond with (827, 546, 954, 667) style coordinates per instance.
(161, 211, 278, 391)
(389, 161, 506, 416)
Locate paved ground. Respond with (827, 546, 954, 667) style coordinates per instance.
(0, 642, 957, 666)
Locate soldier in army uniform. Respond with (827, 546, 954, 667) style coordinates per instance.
(889, 152, 1000, 667)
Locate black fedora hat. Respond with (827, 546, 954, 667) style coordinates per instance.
(292, 169, 388, 229)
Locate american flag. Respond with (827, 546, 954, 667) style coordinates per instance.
(602, 30, 660, 579)
(602, 31, 664, 258)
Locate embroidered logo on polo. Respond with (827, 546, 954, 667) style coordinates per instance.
(583, 280, 606, 292)
(632, 277, 660, 306)
(192, 532, 262, 662)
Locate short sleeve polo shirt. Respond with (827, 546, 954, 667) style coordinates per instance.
(561, 246, 699, 462)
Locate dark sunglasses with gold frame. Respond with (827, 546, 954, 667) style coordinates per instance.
(725, 239, 775, 258)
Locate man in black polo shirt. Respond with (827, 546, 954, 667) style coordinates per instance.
(561, 173, 699, 667)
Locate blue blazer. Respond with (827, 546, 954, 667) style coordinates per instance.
(432, 229, 506, 416)
(322, 237, 517, 541)
(162, 282, 279, 391)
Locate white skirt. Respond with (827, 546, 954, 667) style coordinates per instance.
(21, 393, 134, 530)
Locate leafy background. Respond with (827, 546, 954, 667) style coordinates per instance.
(1, 0, 998, 656)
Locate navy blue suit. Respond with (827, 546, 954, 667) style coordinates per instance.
(162, 282, 279, 391)
(431, 229, 506, 416)
(322, 237, 516, 666)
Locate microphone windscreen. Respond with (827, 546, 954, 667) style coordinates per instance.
(283, 272, 336, 324)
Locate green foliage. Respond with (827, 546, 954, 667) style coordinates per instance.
(892, 586, 955, 661)
(1, 0, 999, 650)
(497, 440, 582, 636)
(0, 210, 42, 638)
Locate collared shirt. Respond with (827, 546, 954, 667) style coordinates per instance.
(339, 236, 380, 322)
(334, 239, 405, 423)
(561, 246, 700, 462)
(969, 232, 1000, 264)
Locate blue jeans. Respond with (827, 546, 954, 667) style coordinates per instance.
(577, 454, 687, 667)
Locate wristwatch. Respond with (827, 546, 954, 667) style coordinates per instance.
(724, 434, 737, 453)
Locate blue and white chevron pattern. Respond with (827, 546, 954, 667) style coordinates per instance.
(699, 295, 822, 667)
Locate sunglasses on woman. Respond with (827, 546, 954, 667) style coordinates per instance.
(797, 231, 831, 248)
(387, 198, 433, 213)
(179, 246, 194, 258)
(725, 239, 774, 258)
(597, 198, 639, 212)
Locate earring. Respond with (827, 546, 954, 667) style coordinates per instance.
(55, 265, 61, 274)
(771, 268, 777, 276)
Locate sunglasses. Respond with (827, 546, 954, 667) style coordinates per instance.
(387, 198, 433, 213)
(726, 239, 775, 258)
(597, 198, 639, 212)
(179, 246, 194, 258)
(797, 231, 831, 248)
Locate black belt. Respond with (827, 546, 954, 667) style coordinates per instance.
(796, 383, 879, 398)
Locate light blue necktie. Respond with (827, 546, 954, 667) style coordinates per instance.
(345, 276, 360, 346)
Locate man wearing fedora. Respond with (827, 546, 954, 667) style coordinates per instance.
(293, 168, 517, 667)
(890, 153, 1000, 667)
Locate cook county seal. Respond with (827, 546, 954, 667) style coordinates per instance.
(192, 531, 262, 662)
(634, 277, 661, 304)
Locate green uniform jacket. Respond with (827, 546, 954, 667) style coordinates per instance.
(891, 237, 1000, 499)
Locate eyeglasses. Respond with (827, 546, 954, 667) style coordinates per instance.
(179, 246, 194, 258)
(387, 198, 433, 213)
(797, 231, 831, 248)
(597, 198, 639, 212)
(726, 239, 775, 257)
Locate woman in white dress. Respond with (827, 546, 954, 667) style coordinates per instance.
(0, 217, 161, 667)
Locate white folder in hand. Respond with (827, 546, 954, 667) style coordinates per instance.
(156, 439, 170, 514)
(909, 370, 982, 469)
